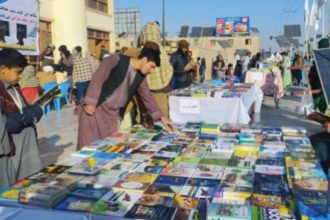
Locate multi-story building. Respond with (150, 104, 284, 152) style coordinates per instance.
(39, 0, 115, 60)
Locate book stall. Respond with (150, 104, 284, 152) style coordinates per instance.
(0, 123, 328, 220)
(169, 83, 262, 124)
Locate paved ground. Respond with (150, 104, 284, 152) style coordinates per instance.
(36, 94, 324, 167)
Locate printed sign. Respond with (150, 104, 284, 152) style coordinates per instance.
(179, 99, 200, 114)
(0, 0, 39, 55)
(216, 16, 250, 36)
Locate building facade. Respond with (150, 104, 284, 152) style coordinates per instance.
(39, 0, 115, 60)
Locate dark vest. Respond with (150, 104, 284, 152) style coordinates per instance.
(96, 54, 145, 117)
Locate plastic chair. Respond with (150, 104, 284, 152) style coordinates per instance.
(53, 80, 71, 112)
(41, 82, 58, 114)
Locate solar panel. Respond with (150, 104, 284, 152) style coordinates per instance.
(313, 48, 330, 109)
(179, 26, 189, 38)
(284, 25, 301, 38)
(201, 27, 214, 37)
(289, 38, 300, 47)
(275, 35, 290, 47)
(250, 27, 259, 33)
(190, 27, 202, 37)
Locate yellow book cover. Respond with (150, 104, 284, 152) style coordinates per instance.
(124, 172, 158, 183)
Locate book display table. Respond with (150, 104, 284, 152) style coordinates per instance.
(169, 83, 261, 124)
(0, 124, 328, 220)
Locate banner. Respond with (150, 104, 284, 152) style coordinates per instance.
(0, 0, 39, 55)
(216, 16, 250, 36)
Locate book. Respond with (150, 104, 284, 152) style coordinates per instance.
(187, 178, 221, 188)
(34, 85, 60, 106)
(192, 164, 225, 179)
(0, 187, 21, 200)
(123, 172, 158, 183)
(70, 188, 108, 200)
(125, 204, 176, 220)
(111, 180, 150, 193)
(180, 185, 216, 198)
(160, 166, 195, 177)
(208, 203, 252, 220)
(55, 195, 96, 212)
(18, 183, 68, 208)
(67, 158, 110, 175)
(251, 206, 294, 220)
(173, 194, 199, 209)
(221, 167, 254, 188)
(307, 111, 330, 124)
(136, 194, 173, 207)
(91, 191, 141, 217)
(153, 175, 188, 186)
(40, 164, 71, 174)
(144, 184, 182, 198)
(172, 208, 192, 220)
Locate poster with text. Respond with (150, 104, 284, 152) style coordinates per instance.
(216, 16, 250, 36)
(0, 0, 39, 55)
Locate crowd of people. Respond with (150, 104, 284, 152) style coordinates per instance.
(0, 20, 329, 188)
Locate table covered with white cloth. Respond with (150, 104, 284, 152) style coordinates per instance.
(169, 84, 262, 124)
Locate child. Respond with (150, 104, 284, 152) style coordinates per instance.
(0, 48, 43, 186)
(225, 63, 234, 77)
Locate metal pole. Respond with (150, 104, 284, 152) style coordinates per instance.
(162, 0, 165, 46)
(328, 0, 330, 45)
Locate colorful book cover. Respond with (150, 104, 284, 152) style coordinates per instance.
(208, 203, 252, 220)
(153, 175, 188, 186)
(136, 194, 173, 207)
(91, 190, 142, 217)
(221, 167, 254, 188)
(77, 175, 118, 189)
(27, 172, 57, 182)
(111, 179, 150, 193)
(40, 164, 71, 174)
(124, 204, 176, 220)
(180, 185, 215, 198)
(192, 164, 225, 179)
(124, 172, 158, 183)
(0, 187, 21, 200)
(173, 194, 199, 209)
(67, 158, 111, 175)
(136, 164, 164, 174)
(199, 158, 229, 166)
(171, 157, 201, 168)
(180, 146, 207, 158)
(55, 196, 96, 212)
(251, 206, 294, 220)
(144, 184, 182, 198)
(160, 166, 195, 177)
(172, 208, 192, 220)
(187, 178, 220, 188)
(71, 188, 108, 200)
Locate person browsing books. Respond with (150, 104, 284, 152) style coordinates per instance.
(310, 120, 330, 173)
(0, 48, 43, 187)
(77, 42, 173, 149)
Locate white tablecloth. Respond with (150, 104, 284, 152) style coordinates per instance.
(169, 85, 262, 124)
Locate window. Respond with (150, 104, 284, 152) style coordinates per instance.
(86, 0, 108, 13)
(210, 40, 216, 46)
(245, 38, 251, 45)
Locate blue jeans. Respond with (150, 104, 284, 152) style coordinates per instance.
(75, 81, 90, 105)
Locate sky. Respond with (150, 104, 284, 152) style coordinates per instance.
(114, 0, 329, 51)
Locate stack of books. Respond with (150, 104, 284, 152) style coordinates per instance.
(199, 124, 220, 140)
